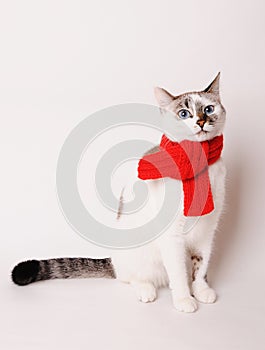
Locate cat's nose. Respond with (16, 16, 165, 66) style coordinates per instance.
(196, 119, 206, 129)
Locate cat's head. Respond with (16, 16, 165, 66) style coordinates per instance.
(154, 73, 226, 142)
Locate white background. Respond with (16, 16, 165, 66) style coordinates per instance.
(1, 0, 265, 349)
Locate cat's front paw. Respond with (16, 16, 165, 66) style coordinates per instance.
(193, 287, 217, 304)
(173, 296, 198, 313)
(134, 282, 157, 303)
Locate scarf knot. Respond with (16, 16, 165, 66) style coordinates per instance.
(137, 134, 223, 216)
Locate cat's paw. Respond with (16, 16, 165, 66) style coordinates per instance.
(173, 296, 198, 313)
(194, 287, 217, 304)
(134, 282, 157, 303)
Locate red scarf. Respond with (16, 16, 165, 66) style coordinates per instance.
(137, 134, 223, 216)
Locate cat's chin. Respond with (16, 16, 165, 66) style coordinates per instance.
(165, 132, 215, 143)
(194, 131, 213, 142)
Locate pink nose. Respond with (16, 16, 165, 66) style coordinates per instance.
(196, 119, 206, 128)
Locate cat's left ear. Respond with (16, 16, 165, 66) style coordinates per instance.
(204, 72, 221, 96)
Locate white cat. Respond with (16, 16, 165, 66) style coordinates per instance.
(112, 73, 226, 312)
(12, 73, 226, 313)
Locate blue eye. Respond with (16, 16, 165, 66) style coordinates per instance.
(178, 109, 191, 119)
(204, 105, 214, 115)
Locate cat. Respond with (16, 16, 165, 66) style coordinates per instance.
(12, 73, 226, 313)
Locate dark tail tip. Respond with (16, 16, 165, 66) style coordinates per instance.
(12, 260, 40, 286)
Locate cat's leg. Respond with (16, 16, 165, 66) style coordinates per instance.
(190, 158, 226, 303)
(131, 280, 157, 303)
(159, 234, 197, 313)
(191, 234, 217, 304)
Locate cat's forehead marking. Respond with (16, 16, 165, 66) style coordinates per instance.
(182, 94, 200, 114)
(177, 93, 202, 104)
(190, 93, 205, 108)
(184, 98, 189, 108)
(175, 94, 193, 109)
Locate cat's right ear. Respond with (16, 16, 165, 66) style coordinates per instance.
(154, 87, 174, 108)
(203, 72, 221, 96)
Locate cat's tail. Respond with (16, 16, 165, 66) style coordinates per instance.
(11, 257, 116, 286)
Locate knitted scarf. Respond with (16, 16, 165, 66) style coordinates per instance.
(137, 134, 223, 216)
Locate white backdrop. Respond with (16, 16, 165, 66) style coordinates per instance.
(1, 1, 265, 349)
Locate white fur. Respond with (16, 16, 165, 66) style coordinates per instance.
(112, 159, 226, 312)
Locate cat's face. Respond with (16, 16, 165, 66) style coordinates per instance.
(155, 73, 226, 142)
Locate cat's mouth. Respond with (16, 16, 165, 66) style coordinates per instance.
(196, 130, 209, 136)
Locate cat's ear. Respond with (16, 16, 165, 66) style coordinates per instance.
(154, 87, 174, 108)
(203, 72, 221, 96)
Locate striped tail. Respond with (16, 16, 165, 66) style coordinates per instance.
(11, 257, 116, 286)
